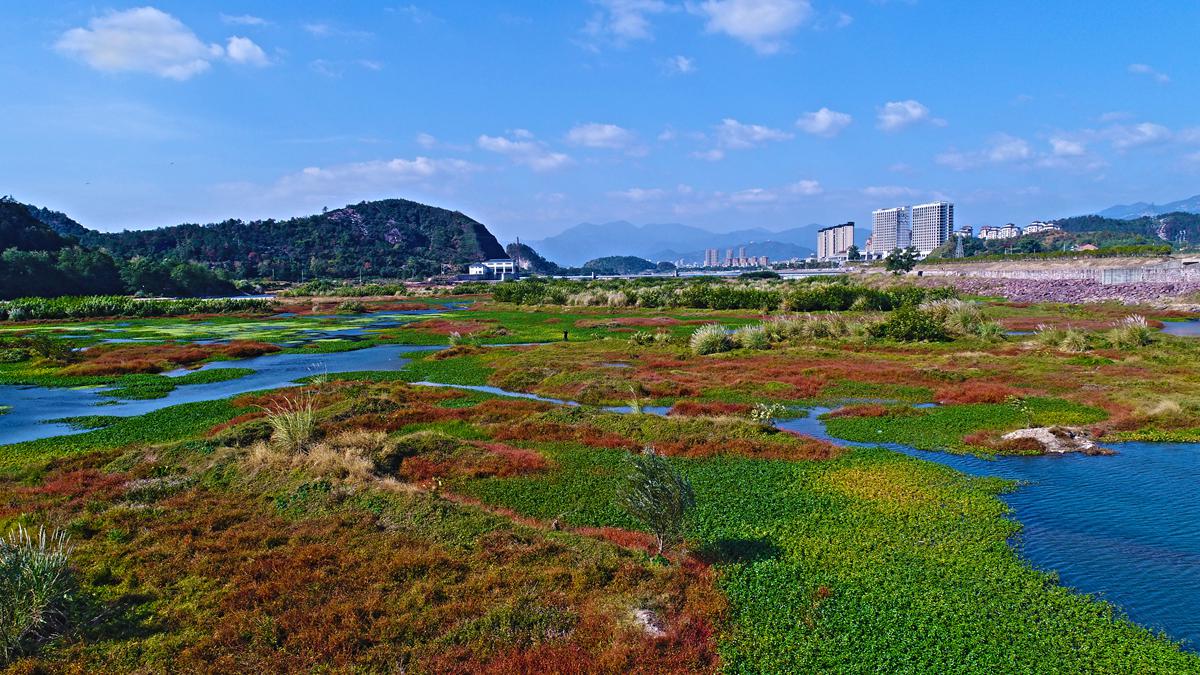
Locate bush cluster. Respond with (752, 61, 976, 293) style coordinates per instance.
(0, 296, 272, 321)
(486, 277, 955, 312)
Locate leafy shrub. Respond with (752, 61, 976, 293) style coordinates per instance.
(619, 447, 696, 557)
(749, 402, 787, 427)
(0, 348, 31, 363)
(1, 525, 74, 663)
(689, 324, 732, 355)
(0, 296, 272, 321)
(868, 307, 950, 342)
(336, 300, 367, 314)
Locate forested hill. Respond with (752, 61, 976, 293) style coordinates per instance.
(1053, 211, 1200, 244)
(31, 199, 507, 280)
(1, 199, 74, 252)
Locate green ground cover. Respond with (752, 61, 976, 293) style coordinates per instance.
(456, 437, 1196, 672)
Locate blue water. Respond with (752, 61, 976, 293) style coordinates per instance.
(778, 409, 1200, 650)
(1161, 320, 1200, 337)
(0, 345, 441, 445)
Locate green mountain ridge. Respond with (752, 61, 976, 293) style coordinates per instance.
(27, 198, 507, 280)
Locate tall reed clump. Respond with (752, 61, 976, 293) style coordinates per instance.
(1059, 328, 1089, 353)
(1, 525, 74, 664)
(1035, 324, 1089, 352)
(690, 323, 732, 355)
(1108, 315, 1153, 350)
(732, 324, 770, 350)
(265, 394, 317, 454)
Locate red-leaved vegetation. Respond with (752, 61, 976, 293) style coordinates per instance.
(934, 381, 1021, 404)
(64, 340, 280, 376)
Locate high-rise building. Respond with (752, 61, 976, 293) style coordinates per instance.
(870, 207, 910, 254)
(704, 248, 719, 267)
(911, 202, 954, 255)
(816, 222, 855, 260)
(725, 248, 734, 266)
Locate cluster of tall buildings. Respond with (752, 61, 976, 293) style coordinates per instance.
(703, 246, 769, 268)
(868, 201, 955, 256)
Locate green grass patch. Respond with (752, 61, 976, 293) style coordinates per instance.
(45, 415, 123, 430)
(821, 398, 1108, 453)
(99, 368, 256, 400)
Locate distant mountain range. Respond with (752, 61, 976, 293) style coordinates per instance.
(1096, 194, 1200, 220)
(527, 220, 864, 266)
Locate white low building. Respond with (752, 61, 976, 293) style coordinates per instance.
(468, 258, 517, 279)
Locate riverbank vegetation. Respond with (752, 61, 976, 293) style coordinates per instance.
(1, 280, 1199, 670)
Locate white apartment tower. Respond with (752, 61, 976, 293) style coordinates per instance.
(817, 222, 855, 260)
(911, 202, 954, 255)
(870, 207, 911, 254)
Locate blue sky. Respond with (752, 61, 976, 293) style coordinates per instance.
(2, 1, 1198, 242)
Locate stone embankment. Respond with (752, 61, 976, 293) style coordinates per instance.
(922, 276, 1200, 305)
(900, 257, 1200, 306)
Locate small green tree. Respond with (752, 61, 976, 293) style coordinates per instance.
(619, 447, 695, 558)
(846, 244, 860, 261)
(884, 246, 919, 275)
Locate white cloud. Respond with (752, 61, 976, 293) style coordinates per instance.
(862, 185, 918, 199)
(611, 187, 667, 201)
(303, 22, 374, 39)
(415, 133, 437, 148)
(566, 122, 636, 149)
(714, 118, 793, 149)
(282, 157, 477, 189)
(663, 55, 697, 74)
(220, 13, 268, 26)
(730, 187, 778, 203)
(1106, 122, 1171, 151)
(56, 7, 225, 80)
(310, 59, 384, 78)
(877, 99, 944, 131)
(787, 179, 822, 195)
(1049, 137, 1086, 157)
(583, 0, 672, 46)
(690, 0, 812, 54)
(1128, 63, 1169, 84)
(936, 134, 1031, 170)
(691, 148, 726, 161)
(390, 4, 438, 24)
(217, 156, 479, 214)
(478, 132, 572, 171)
(225, 36, 270, 66)
(795, 107, 852, 137)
